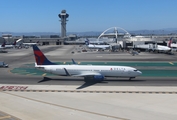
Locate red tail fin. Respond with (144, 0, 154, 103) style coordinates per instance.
(168, 37, 173, 48)
(1, 42, 6, 47)
(32, 45, 56, 65)
(13, 41, 16, 45)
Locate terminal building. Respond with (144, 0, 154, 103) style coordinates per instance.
(0, 33, 177, 50)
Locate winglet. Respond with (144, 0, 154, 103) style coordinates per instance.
(32, 45, 56, 65)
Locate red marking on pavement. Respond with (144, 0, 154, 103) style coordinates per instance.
(0, 86, 28, 90)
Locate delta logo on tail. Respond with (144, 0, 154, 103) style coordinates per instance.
(12, 41, 16, 45)
(1, 42, 6, 47)
(85, 38, 90, 45)
(32, 45, 56, 65)
(168, 37, 173, 48)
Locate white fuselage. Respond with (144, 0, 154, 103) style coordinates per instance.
(23, 43, 37, 45)
(87, 44, 110, 49)
(171, 43, 177, 48)
(156, 45, 171, 51)
(4, 44, 14, 48)
(36, 65, 142, 78)
(136, 44, 171, 51)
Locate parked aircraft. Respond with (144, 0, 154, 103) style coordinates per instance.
(134, 41, 171, 53)
(85, 39, 111, 50)
(168, 37, 177, 48)
(23, 41, 39, 46)
(32, 45, 142, 83)
(4, 41, 16, 48)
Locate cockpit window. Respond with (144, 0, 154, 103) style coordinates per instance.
(134, 69, 138, 71)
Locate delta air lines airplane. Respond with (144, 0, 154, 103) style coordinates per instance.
(33, 45, 142, 81)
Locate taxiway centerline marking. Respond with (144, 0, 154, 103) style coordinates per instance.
(1, 89, 177, 94)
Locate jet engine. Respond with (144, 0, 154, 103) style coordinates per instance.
(84, 75, 104, 82)
(93, 75, 104, 80)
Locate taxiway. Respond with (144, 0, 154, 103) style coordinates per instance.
(0, 45, 177, 120)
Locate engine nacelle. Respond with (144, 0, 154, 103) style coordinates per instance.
(93, 75, 104, 81)
(84, 75, 104, 82)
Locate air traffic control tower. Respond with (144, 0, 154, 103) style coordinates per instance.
(58, 10, 69, 38)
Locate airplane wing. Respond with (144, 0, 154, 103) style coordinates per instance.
(63, 68, 102, 77)
(72, 72, 102, 77)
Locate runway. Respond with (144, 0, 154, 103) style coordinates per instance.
(0, 45, 177, 120)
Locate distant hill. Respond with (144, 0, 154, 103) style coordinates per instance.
(0, 32, 59, 37)
(129, 28, 177, 35)
(1, 28, 177, 37)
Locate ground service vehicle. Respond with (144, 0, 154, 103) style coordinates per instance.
(0, 61, 8, 68)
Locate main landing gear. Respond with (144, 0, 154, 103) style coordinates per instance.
(129, 77, 135, 80)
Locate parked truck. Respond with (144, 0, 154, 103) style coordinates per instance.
(0, 61, 8, 68)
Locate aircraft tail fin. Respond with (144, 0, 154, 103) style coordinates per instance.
(85, 38, 90, 45)
(1, 42, 6, 47)
(13, 41, 16, 45)
(168, 37, 173, 48)
(32, 45, 56, 65)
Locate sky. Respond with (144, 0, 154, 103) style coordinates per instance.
(0, 0, 177, 33)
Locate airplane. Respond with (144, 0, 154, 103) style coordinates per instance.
(32, 45, 142, 83)
(134, 41, 171, 53)
(85, 39, 111, 50)
(23, 41, 39, 46)
(4, 41, 16, 48)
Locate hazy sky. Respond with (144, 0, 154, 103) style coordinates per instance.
(0, 0, 177, 33)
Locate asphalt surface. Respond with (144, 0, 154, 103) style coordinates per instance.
(0, 45, 177, 120)
(0, 45, 177, 89)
